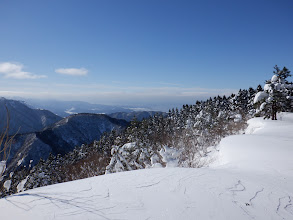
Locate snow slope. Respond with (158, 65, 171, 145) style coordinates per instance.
(0, 113, 293, 220)
(215, 112, 293, 175)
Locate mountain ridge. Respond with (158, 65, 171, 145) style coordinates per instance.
(7, 113, 129, 171)
(0, 98, 62, 135)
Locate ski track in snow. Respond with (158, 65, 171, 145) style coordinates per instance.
(249, 187, 264, 205)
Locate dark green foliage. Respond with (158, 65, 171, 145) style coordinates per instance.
(257, 85, 263, 92)
(273, 65, 291, 81)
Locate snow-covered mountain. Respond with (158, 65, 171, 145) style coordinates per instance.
(0, 98, 62, 135)
(7, 113, 129, 169)
(1, 113, 292, 220)
(23, 99, 134, 117)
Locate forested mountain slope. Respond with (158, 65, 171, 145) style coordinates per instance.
(5, 114, 128, 174)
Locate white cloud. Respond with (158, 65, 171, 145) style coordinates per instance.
(0, 62, 47, 79)
(55, 68, 88, 76)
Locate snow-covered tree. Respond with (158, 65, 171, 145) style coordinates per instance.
(254, 65, 293, 120)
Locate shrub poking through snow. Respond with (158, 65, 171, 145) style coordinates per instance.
(0, 106, 19, 196)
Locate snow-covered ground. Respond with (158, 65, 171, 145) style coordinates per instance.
(1, 113, 293, 220)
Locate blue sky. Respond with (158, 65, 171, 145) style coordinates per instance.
(0, 0, 292, 109)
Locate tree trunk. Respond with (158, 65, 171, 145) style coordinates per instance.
(272, 102, 277, 120)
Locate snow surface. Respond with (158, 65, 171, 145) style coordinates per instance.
(271, 74, 278, 83)
(1, 113, 293, 219)
(253, 91, 268, 104)
(65, 107, 77, 115)
(16, 177, 28, 193)
(0, 161, 5, 176)
(3, 180, 11, 191)
(160, 145, 180, 167)
(214, 113, 293, 175)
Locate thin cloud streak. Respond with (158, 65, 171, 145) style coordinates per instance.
(55, 68, 88, 76)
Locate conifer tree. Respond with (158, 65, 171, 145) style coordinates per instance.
(254, 65, 293, 120)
